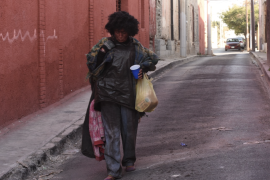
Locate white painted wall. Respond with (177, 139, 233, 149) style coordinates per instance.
(161, 0, 171, 39)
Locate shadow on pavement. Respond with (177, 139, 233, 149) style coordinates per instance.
(212, 48, 249, 57)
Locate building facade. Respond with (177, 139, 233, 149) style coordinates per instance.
(149, 0, 157, 52)
(198, 0, 206, 54)
(0, 0, 151, 128)
(186, 0, 200, 55)
(258, 0, 267, 52)
(155, 0, 205, 58)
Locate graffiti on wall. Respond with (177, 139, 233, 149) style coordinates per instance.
(40, 29, 58, 55)
(0, 29, 57, 43)
(0, 29, 58, 55)
(0, 29, 37, 44)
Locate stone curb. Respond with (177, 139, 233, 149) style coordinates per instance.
(250, 52, 270, 86)
(0, 117, 85, 180)
(0, 55, 201, 180)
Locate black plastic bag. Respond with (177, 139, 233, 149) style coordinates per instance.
(81, 100, 95, 158)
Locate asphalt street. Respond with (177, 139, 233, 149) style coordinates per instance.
(45, 48, 270, 180)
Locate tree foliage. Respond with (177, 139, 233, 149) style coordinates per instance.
(220, 4, 259, 36)
(212, 21, 220, 28)
(212, 21, 220, 41)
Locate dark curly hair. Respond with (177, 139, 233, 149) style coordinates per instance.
(105, 11, 139, 37)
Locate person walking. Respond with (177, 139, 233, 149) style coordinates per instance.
(85, 11, 159, 180)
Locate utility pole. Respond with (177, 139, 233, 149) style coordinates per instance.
(267, 0, 270, 64)
(171, 0, 174, 40)
(178, 0, 180, 41)
(251, 0, 255, 51)
(246, 0, 249, 51)
(258, 0, 262, 51)
(219, 20, 223, 47)
(250, 9, 253, 51)
(207, 0, 212, 55)
(180, 0, 186, 57)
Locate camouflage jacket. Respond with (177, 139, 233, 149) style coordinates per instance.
(86, 37, 159, 81)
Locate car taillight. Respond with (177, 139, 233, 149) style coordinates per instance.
(240, 41, 243, 43)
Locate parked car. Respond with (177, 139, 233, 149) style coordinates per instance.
(225, 38, 241, 51)
(234, 37, 246, 49)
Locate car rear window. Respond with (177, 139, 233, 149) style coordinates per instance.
(227, 39, 239, 42)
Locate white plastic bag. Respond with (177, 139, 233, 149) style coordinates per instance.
(135, 74, 158, 112)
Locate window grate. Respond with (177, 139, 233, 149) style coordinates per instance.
(116, 0, 121, 11)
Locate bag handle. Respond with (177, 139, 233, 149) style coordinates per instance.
(144, 73, 153, 81)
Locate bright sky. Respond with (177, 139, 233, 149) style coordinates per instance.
(210, 0, 245, 21)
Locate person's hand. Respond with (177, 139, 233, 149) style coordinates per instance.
(138, 69, 143, 79)
(100, 40, 116, 54)
(103, 40, 115, 50)
(100, 48, 106, 53)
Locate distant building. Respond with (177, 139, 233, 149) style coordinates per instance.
(258, 0, 267, 52)
(155, 0, 206, 58)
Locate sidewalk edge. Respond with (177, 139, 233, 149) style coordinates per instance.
(0, 115, 85, 180)
(0, 55, 200, 180)
(250, 52, 270, 85)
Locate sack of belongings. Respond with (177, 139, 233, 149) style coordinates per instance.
(135, 74, 158, 112)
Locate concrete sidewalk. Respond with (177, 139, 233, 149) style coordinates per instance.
(250, 51, 270, 86)
(0, 54, 200, 180)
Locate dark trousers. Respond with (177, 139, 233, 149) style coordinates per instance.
(101, 102, 139, 178)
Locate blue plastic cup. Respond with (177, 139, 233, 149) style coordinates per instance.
(130, 65, 140, 79)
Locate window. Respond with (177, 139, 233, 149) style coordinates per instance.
(116, 0, 121, 11)
(227, 38, 239, 42)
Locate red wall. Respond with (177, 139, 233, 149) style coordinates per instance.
(90, 0, 116, 48)
(0, 0, 40, 127)
(90, 0, 150, 48)
(121, 0, 150, 48)
(0, 0, 151, 128)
